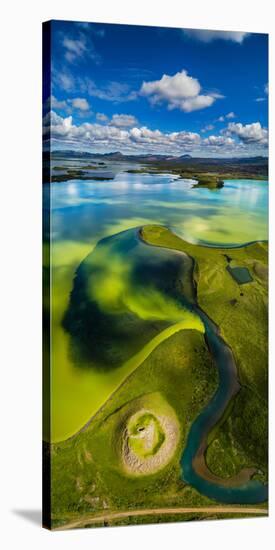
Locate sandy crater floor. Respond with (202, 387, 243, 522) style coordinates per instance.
(122, 407, 180, 475)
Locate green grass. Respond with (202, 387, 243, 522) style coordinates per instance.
(51, 329, 219, 527)
(49, 224, 268, 528)
(193, 175, 224, 189)
(127, 412, 165, 458)
(141, 225, 268, 483)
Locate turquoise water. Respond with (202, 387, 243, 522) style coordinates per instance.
(62, 224, 268, 504)
(51, 174, 268, 247)
(45, 172, 268, 500)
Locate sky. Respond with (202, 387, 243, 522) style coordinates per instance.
(43, 20, 268, 157)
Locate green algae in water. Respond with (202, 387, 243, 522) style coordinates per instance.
(48, 174, 268, 442)
(53, 227, 203, 442)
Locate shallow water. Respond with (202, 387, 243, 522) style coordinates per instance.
(44, 171, 268, 442)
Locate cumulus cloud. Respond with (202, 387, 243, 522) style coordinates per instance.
(217, 112, 236, 122)
(140, 70, 220, 112)
(43, 111, 73, 137)
(129, 126, 200, 147)
(43, 110, 200, 153)
(96, 113, 109, 122)
(203, 135, 235, 147)
(183, 29, 249, 43)
(43, 111, 268, 157)
(179, 95, 215, 112)
(226, 111, 236, 119)
(110, 114, 138, 127)
(226, 122, 268, 145)
(44, 95, 68, 111)
(44, 95, 91, 114)
(70, 97, 90, 111)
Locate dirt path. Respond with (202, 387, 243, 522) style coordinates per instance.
(54, 506, 268, 530)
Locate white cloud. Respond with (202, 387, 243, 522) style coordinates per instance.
(217, 112, 236, 122)
(140, 70, 220, 112)
(43, 111, 268, 157)
(43, 111, 73, 137)
(63, 37, 87, 62)
(226, 111, 236, 119)
(178, 94, 215, 112)
(44, 95, 67, 111)
(203, 135, 235, 147)
(62, 30, 102, 64)
(44, 95, 91, 114)
(70, 98, 90, 111)
(129, 126, 200, 147)
(76, 22, 105, 37)
(183, 29, 249, 43)
(226, 122, 268, 145)
(43, 110, 200, 153)
(256, 83, 268, 102)
(51, 96, 67, 110)
(82, 79, 137, 103)
(96, 113, 109, 122)
(201, 124, 215, 133)
(54, 72, 75, 92)
(110, 114, 138, 127)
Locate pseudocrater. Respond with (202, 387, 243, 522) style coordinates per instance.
(121, 393, 180, 476)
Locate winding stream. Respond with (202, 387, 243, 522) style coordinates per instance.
(48, 174, 268, 441)
(47, 172, 268, 503)
(64, 224, 267, 504)
(181, 307, 268, 504)
(138, 228, 267, 503)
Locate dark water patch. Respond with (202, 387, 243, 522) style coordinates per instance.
(226, 266, 253, 284)
(63, 228, 193, 371)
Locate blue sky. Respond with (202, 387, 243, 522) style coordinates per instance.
(43, 20, 268, 157)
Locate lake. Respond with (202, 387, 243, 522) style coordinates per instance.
(44, 171, 268, 442)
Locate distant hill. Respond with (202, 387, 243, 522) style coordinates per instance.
(50, 149, 267, 166)
(44, 150, 268, 183)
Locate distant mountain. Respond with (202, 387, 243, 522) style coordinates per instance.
(50, 149, 267, 166)
(101, 151, 125, 160)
